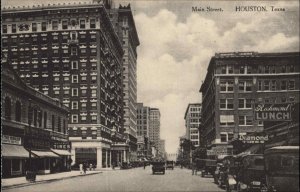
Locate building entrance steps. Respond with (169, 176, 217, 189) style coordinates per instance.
(2, 170, 102, 190)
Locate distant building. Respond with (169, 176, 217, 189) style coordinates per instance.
(149, 108, 161, 149)
(2, 64, 70, 178)
(200, 52, 300, 155)
(159, 139, 166, 154)
(184, 103, 201, 147)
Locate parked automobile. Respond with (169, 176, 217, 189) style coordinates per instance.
(236, 154, 267, 192)
(198, 159, 217, 177)
(166, 161, 174, 170)
(152, 161, 166, 174)
(120, 162, 131, 169)
(264, 146, 299, 192)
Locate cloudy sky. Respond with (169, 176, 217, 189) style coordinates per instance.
(2, 0, 299, 154)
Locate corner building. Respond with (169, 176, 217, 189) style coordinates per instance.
(2, 2, 126, 169)
(200, 52, 300, 155)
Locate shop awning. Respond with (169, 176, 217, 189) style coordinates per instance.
(238, 144, 263, 156)
(31, 150, 60, 158)
(2, 144, 29, 158)
(51, 149, 72, 156)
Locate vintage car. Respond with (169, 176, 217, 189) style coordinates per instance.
(236, 154, 267, 192)
(218, 155, 238, 192)
(152, 161, 166, 174)
(264, 146, 299, 192)
(166, 161, 174, 170)
(197, 159, 217, 177)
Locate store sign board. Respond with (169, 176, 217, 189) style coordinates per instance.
(239, 135, 269, 144)
(207, 146, 229, 155)
(2, 135, 22, 145)
(254, 104, 292, 121)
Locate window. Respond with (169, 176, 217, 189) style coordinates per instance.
(240, 66, 245, 74)
(4, 97, 11, 120)
(281, 66, 286, 73)
(81, 103, 87, 110)
(265, 66, 270, 73)
(288, 80, 295, 90)
(80, 20, 85, 29)
(281, 81, 287, 90)
(52, 21, 58, 30)
(80, 49, 87, 54)
(91, 102, 97, 109)
(81, 89, 87, 96)
(258, 80, 263, 91)
(15, 101, 21, 122)
(62, 20, 68, 30)
(81, 76, 87, 82)
(220, 81, 234, 92)
(64, 90, 70, 96)
(12, 24, 17, 33)
(44, 112, 47, 129)
(71, 32, 77, 40)
(227, 65, 233, 74)
(271, 80, 277, 91)
(2, 25, 7, 33)
(91, 48, 97, 54)
(91, 90, 97, 97)
(239, 116, 253, 125)
(71, 61, 78, 69)
(90, 19, 96, 28)
(289, 65, 295, 73)
(264, 80, 270, 91)
(246, 66, 252, 74)
(72, 88, 78, 96)
(72, 75, 78, 83)
(41, 22, 47, 31)
(220, 115, 234, 126)
(63, 76, 70, 81)
(72, 115, 78, 123)
(72, 101, 78, 109)
(54, 77, 60, 82)
(220, 99, 234, 109)
(221, 134, 227, 142)
(71, 47, 77, 55)
(228, 133, 234, 142)
(52, 115, 55, 131)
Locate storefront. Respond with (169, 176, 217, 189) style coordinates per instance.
(2, 144, 29, 178)
(30, 150, 60, 174)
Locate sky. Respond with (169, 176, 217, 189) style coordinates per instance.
(2, 0, 299, 154)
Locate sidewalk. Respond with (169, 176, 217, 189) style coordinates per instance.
(2, 170, 102, 190)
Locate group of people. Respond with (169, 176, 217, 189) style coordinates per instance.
(79, 162, 96, 174)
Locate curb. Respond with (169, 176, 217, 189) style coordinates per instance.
(2, 172, 102, 190)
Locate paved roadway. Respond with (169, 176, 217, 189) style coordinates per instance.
(4, 166, 225, 192)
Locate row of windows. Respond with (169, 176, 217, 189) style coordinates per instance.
(2, 19, 97, 34)
(219, 115, 261, 126)
(3, 97, 66, 133)
(220, 80, 297, 92)
(218, 64, 296, 74)
(220, 98, 252, 109)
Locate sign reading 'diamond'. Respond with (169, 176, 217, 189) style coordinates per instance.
(254, 104, 292, 121)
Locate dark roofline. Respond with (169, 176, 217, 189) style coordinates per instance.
(184, 103, 201, 120)
(200, 51, 300, 92)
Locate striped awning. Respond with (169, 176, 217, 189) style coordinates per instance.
(31, 150, 60, 158)
(51, 149, 72, 156)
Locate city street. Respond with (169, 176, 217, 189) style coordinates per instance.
(3, 167, 225, 192)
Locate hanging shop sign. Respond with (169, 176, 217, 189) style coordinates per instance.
(254, 104, 292, 121)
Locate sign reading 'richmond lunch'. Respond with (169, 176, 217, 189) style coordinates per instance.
(254, 104, 292, 121)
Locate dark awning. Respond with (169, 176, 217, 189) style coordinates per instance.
(238, 144, 263, 156)
(31, 150, 60, 158)
(51, 149, 72, 156)
(2, 144, 29, 158)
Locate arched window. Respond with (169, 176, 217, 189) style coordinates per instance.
(44, 112, 47, 129)
(52, 115, 55, 131)
(15, 101, 21, 122)
(5, 97, 11, 120)
(58, 117, 61, 132)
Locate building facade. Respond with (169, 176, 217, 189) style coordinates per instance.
(1, 1, 127, 168)
(149, 108, 161, 149)
(2, 64, 70, 178)
(136, 103, 152, 159)
(108, 4, 140, 161)
(184, 103, 201, 147)
(200, 52, 300, 155)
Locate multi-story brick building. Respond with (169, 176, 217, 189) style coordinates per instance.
(2, 63, 70, 178)
(149, 108, 161, 149)
(108, 4, 140, 161)
(136, 103, 151, 158)
(200, 52, 300, 155)
(184, 103, 201, 147)
(1, 1, 128, 168)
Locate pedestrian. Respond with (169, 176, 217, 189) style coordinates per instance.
(192, 161, 197, 175)
(143, 162, 146, 169)
(89, 163, 92, 171)
(83, 162, 87, 174)
(79, 163, 83, 174)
